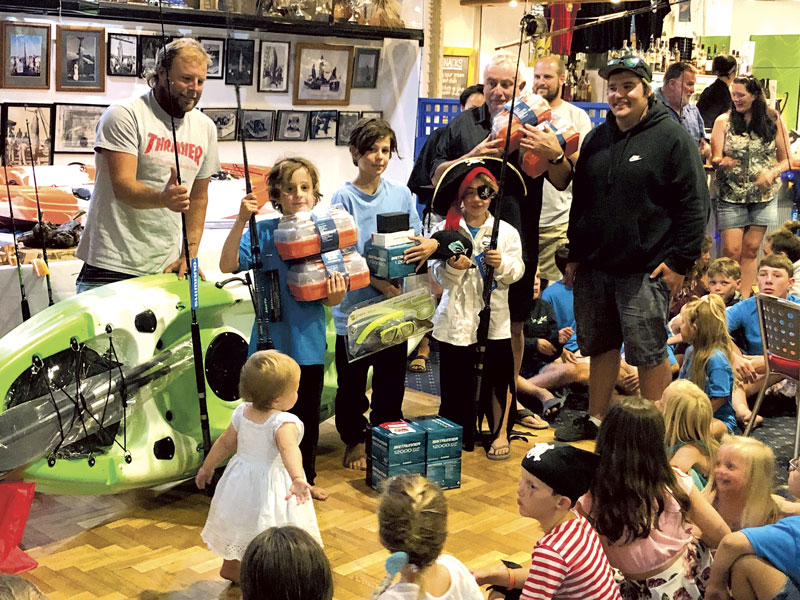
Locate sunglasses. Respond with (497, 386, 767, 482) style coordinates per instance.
(606, 55, 644, 69)
(790, 457, 798, 473)
(379, 321, 417, 344)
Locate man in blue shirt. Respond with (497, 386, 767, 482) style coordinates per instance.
(656, 62, 710, 163)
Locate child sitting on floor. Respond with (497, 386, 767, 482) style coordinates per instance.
(473, 442, 621, 600)
(707, 257, 743, 308)
(764, 220, 800, 296)
(578, 397, 730, 600)
(662, 379, 719, 490)
(372, 474, 483, 599)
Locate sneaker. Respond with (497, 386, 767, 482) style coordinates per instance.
(554, 414, 599, 442)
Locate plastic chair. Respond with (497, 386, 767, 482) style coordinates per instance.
(745, 294, 800, 458)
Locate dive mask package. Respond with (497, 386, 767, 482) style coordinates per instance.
(345, 288, 435, 362)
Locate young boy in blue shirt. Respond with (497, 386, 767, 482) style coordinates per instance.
(331, 118, 438, 470)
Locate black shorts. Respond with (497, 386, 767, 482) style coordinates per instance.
(508, 261, 536, 323)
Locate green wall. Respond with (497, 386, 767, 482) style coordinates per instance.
(750, 34, 800, 129)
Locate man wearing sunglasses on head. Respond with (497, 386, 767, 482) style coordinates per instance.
(556, 56, 710, 442)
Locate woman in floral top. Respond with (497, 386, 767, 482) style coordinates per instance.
(711, 75, 790, 297)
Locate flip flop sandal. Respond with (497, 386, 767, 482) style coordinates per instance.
(486, 439, 511, 460)
(408, 354, 429, 373)
(516, 408, 548, 430)
(542, 395, 566, 421)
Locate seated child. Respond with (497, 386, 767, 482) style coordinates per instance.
(473, 442, 621, 600)
(705, 453, 800, 600)
(669, 233, 712, 320)
(372, 474, 483, 600)
(707, 257, 743, 308)
(703, 436, 800, 532)
(662, 379, 719, 490)
(678, 295, 737, 436)
(578, 397, 730, 600)
(241, 526, 332, 600)
(764, 220, 800, 297)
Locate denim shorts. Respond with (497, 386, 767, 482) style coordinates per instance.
(715, 197, 778, 230)
(76, 263, 136, 293)
(775, 575, 800, 600)
(573, 267, 669, 367)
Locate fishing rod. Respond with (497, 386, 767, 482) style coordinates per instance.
(469, 12, 532, 452)
(24, 118, 54, 307)
(156, 0, 212, 460)
(2, 153, 31, 321)
(234, 84, 274, 351)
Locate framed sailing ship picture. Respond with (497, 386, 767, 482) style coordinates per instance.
(241, 110, 275, 142)
(225, 38, 255, 87)
(56, 26, 106, 92)
(258, 41, 289, 93)
(2, 22, 50, 90)
(293, 43, 353, 106)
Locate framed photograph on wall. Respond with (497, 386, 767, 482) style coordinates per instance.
(2, 22, 50, 90)
(293, 43, 353, 106)
(201, 108, 237, 141)
(56, 26, 105, 92)
(2, 103, 54, 166)
(352, 48, 380, 89)
(258, 40, 289, 93)
(336, 110, 360, 146)
(360, 111, 383, 120)
(107, 33, 138, 77)
(310, 110, 337, 140)
(241, 110, 275, 141)
(199, 37, 224, 79)
(54, 104, 106, 153)
(138, 35, 162, 78)
(226, 39, 255, 86)
(275, 110, 309, 142)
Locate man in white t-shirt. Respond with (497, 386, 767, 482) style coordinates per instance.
(534, 55, 593, 287)
(76, 38, 220, 291)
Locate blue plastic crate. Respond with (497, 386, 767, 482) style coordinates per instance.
(414, 98, 461, 159)
(573, 102, 609, 129)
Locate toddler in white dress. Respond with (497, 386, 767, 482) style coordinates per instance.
(196, 350, 321, 584)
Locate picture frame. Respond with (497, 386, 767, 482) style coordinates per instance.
(107, 33, 138, 77)
(336, 110, 360, 146)
(56, 26, 105, 92)
(201, 108, 238, 141)
(225, 38, 255, 86)
(258, 40, 290, 93)
(360, 111, 383, 120)
(2, 22, 50, 90)
(2, 103, 54, 166)
(54, 104, 107, 153)
(241, 110, 275, 142)
(352, 48, 380, 89)
(310, 110, 337, 140)
(275, 110, 309, 142)
(293, 43, 353, 106)
(138, 35, 162, 79)
(199, 37, 224, 79)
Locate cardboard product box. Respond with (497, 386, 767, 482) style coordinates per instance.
(371, 229, 414, 248)
(377, 211, 409, 233)
(370, 420, 426, 467)
(426, 457, 461, 490)
(365, 242, 416, 280)
(370, 460, 426, 491)
(409, 416, 463, 461)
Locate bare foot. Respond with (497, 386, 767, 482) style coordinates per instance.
(741, 411, 764, 429)
(311, 485, 329, 501)
(343, 443, 367, 471)
(220, 559, 241, 584)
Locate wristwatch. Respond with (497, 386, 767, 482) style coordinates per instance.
(548, 151, 566, 165)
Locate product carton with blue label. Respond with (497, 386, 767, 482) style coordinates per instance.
(371, 461, 427, 491)
(408, 416, 463, 461)
(426, 457, 461, 490)
(365, 242, 417, 280)
(370, 420, 427, 467)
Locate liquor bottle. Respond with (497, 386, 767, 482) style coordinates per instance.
(721, 44, 727, 55)
(691, 41, 698, 65)
(713, 43, 718, 58)
(584, 72, 593, 102)
(672, 43, 681, 64)
(704, 45, 713, 75)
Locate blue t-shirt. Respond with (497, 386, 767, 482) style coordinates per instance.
(727, 294, 800, 356)
(680, 347, 736, 432)
(330, 178, 421, 336)
(742, 516, 800, 587)
(238, 217, 325, 365)
(541, 280, 577, 351)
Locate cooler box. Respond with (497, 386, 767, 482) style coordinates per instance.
(491, 91, 552, 153)
(365, 242, 417, 280)
(520, 120, 580, 179)
(371, 461, 427, 492)
(274, 205, 358, 260)
(370, 420, 426, 466)
(287, 247, 370, 301)
(426, 457, 461, 490)
(408, 416, 463, 461)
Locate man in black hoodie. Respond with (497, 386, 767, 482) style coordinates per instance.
(555, 57, 710, 442)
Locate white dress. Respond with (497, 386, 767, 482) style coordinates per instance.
(377, 555, 484, 600)
(200, 405, 322, 560)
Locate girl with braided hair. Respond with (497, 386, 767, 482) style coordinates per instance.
(374, 474, 482, 599)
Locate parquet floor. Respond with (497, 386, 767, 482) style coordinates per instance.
(18, 390, 594, 599)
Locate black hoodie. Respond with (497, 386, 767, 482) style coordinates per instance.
(567, 96, 710, 276)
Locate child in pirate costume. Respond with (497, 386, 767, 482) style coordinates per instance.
(428, 157, 525, 459)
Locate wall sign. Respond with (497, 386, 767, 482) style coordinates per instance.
(440, 47, 474, 99)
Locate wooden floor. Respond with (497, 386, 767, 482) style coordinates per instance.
(18, 390, 594, 599)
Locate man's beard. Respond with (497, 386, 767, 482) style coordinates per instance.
(536, 86, 558, 103)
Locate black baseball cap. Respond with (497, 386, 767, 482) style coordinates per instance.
(599, 55, 653, 83)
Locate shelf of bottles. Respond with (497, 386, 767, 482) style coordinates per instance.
(609, 35, 743, 79)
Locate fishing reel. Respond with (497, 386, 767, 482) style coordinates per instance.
(521, 5, 547, 40)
